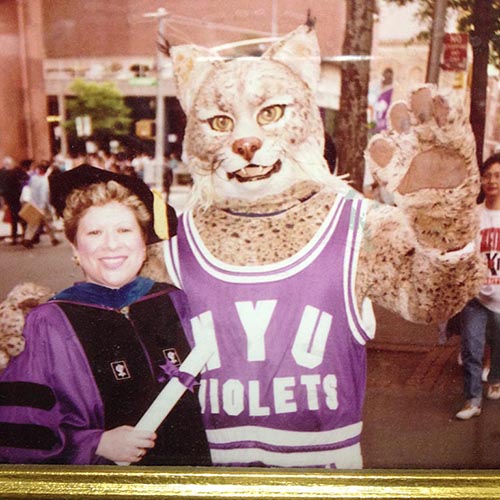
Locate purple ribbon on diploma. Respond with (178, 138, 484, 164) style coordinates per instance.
(159, 361, 199, 392)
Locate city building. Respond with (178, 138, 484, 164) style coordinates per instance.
(1, 0, 498, 163)
(1, 0, 346, 162)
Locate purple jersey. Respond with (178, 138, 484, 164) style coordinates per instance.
(164, 194, 375, 468)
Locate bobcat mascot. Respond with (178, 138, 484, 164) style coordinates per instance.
(139, 23, 484, 469)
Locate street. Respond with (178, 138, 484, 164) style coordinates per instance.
(1, 210, 499, 469)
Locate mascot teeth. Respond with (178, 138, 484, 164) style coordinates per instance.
(228, 160, 282, 183)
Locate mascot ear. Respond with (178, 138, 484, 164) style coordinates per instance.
(170, 45, 223, 113)
(263, 24, 321, 93)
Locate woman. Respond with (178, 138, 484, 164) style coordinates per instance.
(0, 164, 210, 465)
(455, 153, 500, 420)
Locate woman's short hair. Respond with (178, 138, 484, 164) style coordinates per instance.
(480, 152, 500, 177)
(63, 180, 151, 244)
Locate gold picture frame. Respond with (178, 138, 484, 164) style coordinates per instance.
(1, 466, 500, 499)
(2, 3, 499, 500)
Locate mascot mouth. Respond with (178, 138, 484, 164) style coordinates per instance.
(227, 160, 282, 183)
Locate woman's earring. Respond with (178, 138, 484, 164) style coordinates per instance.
(72, 254, 80, 266)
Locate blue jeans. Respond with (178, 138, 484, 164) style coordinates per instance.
(459, 298, 500, 405)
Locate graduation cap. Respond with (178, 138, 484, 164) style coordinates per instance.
(49, 164, 177, 244)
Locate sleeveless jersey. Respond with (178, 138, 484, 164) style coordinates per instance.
(164, 194, 375, 468)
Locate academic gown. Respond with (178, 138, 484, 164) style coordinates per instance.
(0, 278, 211, 465)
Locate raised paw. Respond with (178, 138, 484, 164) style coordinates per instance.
(365, 85, 480, 251)
(366, 85, 477, 195)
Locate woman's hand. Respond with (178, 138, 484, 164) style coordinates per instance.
(96, 425, 157, 463)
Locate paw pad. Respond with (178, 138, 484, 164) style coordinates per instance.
(366, 85, 478, 199)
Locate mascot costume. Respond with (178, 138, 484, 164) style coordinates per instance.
(0, 23, 483, 469)
(140, 23, 484, 468)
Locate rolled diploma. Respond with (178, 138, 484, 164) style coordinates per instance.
(116, 342, 213, 465)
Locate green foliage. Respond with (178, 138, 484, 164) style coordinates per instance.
(384, 0, 500, 67)
(64, 79, 132, 140)
(453, 0, 500, 68)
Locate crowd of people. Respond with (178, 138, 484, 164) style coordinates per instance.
(0, 151, 186, 249)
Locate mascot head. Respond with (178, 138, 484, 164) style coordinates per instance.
(170, 24, 342, 208)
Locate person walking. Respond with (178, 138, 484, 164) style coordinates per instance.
(456, 152, 500, 419)
(1, 157, 29, 245)
(21, 161, 60, 248)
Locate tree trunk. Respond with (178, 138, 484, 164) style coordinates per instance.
(470, 0, 493, 166)
(426, 0, 448, 83)
(335, 0, 375, 192)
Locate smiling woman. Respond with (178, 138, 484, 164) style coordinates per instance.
(66, 195, 148, 289)
(0, 165, 211, 467)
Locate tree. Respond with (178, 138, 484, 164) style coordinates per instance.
(335, 0, 376, 192)
(64, 79, 132, 150)
(385, 0, 500, 165)
(467, 0, 496, 164)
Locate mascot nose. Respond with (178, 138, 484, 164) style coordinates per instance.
(232, 137, 262, 162)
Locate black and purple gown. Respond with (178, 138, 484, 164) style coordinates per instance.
(0, 277, 211, 465)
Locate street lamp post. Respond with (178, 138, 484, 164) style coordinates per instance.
(144, 7, 169, 190)
(57, 82, 68, 158)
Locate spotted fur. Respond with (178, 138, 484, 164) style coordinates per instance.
(151, 24, 485, 327)
(0, 282, 52, 372)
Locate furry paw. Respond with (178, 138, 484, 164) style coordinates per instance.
(366, 85, 480, 251)
(0, 334, 25, 357)
(6, 282, 53, 307)
(0, 282, 53, 372)
(0, 349, 9, 372)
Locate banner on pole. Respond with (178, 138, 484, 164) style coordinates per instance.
(442, 33, 468, 72)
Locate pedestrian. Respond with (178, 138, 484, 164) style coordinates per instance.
(163, 160, 174, 201)
(374, 67, 394, 133)
(0, 165, 211, 466)
(1, 156, 29, 245)
(21, 160, 60, 248)
(455, 152, 500, 420)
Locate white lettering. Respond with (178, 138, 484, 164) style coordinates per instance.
(223, 379, 244, 416)
(198, 374, 339, 415)
(191, 311, 221, 370)
(292, 306, 332, 369)
(198, 379, 207, 413)
(248, 380, 271, 416)
(210, 378, 220, 413)
(323, 374, 339, 410)
(300, 374, 321, 410)
(273, 376, 297, 414)
(235, 300, 277, 361)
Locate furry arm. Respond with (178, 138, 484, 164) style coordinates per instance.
(357, 202, 484, 323)
(359, 86, 485, 323)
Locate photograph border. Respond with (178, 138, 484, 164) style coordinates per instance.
(1, 466, 500, 499)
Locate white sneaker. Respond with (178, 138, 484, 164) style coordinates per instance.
(482, 366, 490, 383)
(455, 402, 481, 420)
(487, 384, 500, 400)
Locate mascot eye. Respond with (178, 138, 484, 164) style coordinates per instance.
(208, 115, 234, 132)
(257, 105, 285, 125)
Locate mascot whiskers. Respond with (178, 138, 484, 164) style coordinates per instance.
(140, 23, 484, 468)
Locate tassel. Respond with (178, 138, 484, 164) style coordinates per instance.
(152, 189, 169, 240)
